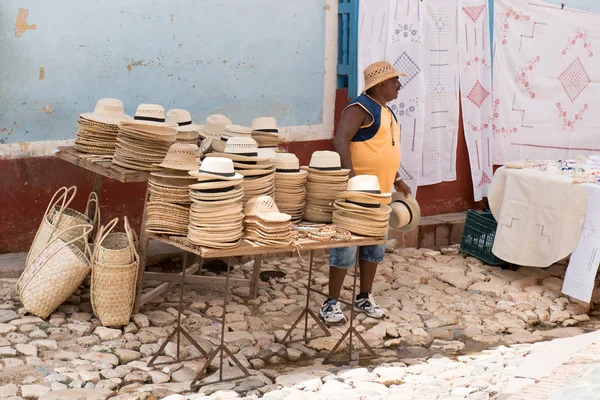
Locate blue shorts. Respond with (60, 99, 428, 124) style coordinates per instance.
(329, 243, 386, 269)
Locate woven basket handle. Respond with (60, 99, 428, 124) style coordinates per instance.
(19, 223, 93, 294)
(85, 192, 101, 232)
(123, 216, 139, 252)
(93, 217, 119, 261)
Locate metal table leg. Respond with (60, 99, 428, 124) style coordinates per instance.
(277, 251, 331, 345)
(133, 184, 151, 314)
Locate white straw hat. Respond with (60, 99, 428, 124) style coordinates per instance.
(154, 143, 200, 171)
(345, 175, 391, 198)
(390, 191, 421, 232)
(212, 125, 252, 153)
(251, 117, 278, 133)
(304, 150, 350, 173)
(198, 114, 231, 140)
(166, 109, 201, 134)
(274, 153, 304, 174)
(188, 156, 243, 181)
(79, 98, 133, 125)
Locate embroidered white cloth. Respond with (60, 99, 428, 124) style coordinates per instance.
(562, 184, 600, 302)
(386, 0, 426, 195)
(357, 0, 392, 93)
(492, 0, 600, 164)
(458, 0, 493, 201)
(490, 167, 586, 268)
(420, 0, 461, 185)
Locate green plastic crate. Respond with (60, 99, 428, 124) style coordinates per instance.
(460, 210, 505, 265)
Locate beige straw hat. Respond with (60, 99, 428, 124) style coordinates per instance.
(250, 117, 278, 133)
(166, 109, 200, 140)
(128, 104, 177, 127)
(303, 150, 350, 174)
(389, 191, 421, 232)
(362, 61, 407, 93)
(188, 157, 243, 181)
(80, 98, 133, 125)
(198, 114, 231, 140)
(154, 143, 200, 171)
(212, 125, 252, 153)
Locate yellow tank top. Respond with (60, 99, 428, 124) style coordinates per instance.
(347, 94, 401, 193)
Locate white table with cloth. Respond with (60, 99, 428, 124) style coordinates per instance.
(488, 163, 600, 303)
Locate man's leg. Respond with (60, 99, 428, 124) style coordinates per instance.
(328, 266, 348, 299)
(319, 246, 356, 325)
(358, 260, 378, 294)
(354, 244, 386, 319)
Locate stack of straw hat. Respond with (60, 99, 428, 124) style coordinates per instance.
(187, 157, 245, 249)
(333, 175, 392, 237)
(198, 114, 231, 154)
(273, 153, 307, 223)
(211, 125, 252, 153)
(244, 196, 293, 247)
(113, 104, 177, 171)
(166, 109, 201, 146)
(250, 117, 285, 148)
(205, 137, 275, 205)
(302, 151, 349, 223)
(145, 143, 199, 236)
(75, 98, 132, 155)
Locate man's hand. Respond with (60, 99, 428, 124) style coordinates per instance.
(348, 169, 356, 179)
(394, 179, 412, 197)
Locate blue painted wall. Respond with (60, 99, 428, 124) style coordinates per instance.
(0, 1, 327, 144)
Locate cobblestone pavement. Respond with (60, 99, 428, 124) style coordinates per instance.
(1, 245, 600, 399)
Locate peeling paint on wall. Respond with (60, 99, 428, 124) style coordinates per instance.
(41, 105, 53, 114)
(126, 60, 146, 72)
(14, 8, 36, 38)
(39, 68, 45, 80)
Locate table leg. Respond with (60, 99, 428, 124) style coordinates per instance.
(93, 173, 103, 200)
(277, 250, 331, 345)
(133, 183, 151, 314)
(249, 255, 262, 299)
(322, 251, 377, 365)
(191, 257, 250, 388)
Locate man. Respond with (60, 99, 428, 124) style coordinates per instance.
(319, 61, 412, 325)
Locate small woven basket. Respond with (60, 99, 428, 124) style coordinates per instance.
(96, 218, 137, 265)
(19, 224, 93, 319)
(91, 218, 139, 327)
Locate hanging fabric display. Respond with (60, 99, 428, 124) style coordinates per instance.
(420, 0, 461, 185)
(458, 0, 493, 201)
(357, 0, 392, 93)
(386, 0, 426, 195)
(492, 0, 600, 164)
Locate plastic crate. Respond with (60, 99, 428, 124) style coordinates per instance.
(460, 210, 505, 265)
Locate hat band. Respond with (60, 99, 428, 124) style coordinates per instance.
(228, 152, 258, 157)
(194, 186, 236, 194)
(349, 189, 381, 194)
(254, 128, 278, 133)
(236, 160, 257, 165)
(178, 120, 192, 126)
(197, 170, 236, 177)
(134, 116, 165, 122)
(393, 200, 413, 224)
(346, 200, 381, 209)
(310, 166, 342, 171)
(276, 168, 300, 173)
(220, 137, 229, 142)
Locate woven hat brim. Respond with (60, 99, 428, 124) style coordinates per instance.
(189, 180, 243, 190)
(205, 152, 271, 163)
(188, 171, 243, 181)
(334, 199, 392, 214)
(390, 192, 421, 232)
(154, 161, 200, 171)
(80, 112, 133, 125)
(302, 166, 351, 175)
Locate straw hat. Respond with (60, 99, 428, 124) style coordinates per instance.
(211, 125, 252, 153)
(251, 117, 278, 133)
(166, 109, 200, 140)
(389, 191, 421, 232)
(129, 104, 177, 127)
(362, 61, 407, 93)
(198, 114, 231, 140)
(188, 156, 243, 181)
(80, 98, 133, 125)
(274, 153, 305, 175)
(245, 196, 291, 222)
(153, 143, 200, 171)
(303, 150, 350, 174)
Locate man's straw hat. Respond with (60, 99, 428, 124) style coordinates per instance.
(362, 61, 406, 93)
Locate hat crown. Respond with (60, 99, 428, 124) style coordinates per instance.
(166, 109, 193, 124)
(135, 104, 165, 120)
(308, 150, 341, 169)
(251, 117, 278, 131)
(347, 175, 381, 193)
(199, 157, 235, 175)
(158, 143, 199, 171)
(274, 153, 299, 170)
(363, 61, 400, 92)
(202, 114, 232, 138)
(225, 137, 259, 154)
(93, 98, 126, 118)
(245, 195, 280, 216)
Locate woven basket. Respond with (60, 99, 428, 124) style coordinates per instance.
(26, 187, 99, 267)
(19, 225, 93, 319)
(96, 217, 137, 265)
(91, 218, 139, 327)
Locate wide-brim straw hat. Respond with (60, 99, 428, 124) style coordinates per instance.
(390, 191, 421, 232)
(166, 109, 201, 132)
(126, 104, 178, 127)
(337, 191, 392, 205)
(188, 156, 243, 181)
(189, 179, 243, 190)
(362, 61, 407, 93)
(154, 143, 200, 171)
(80, 98, 133, 125)
(205, 152, 271, 164)
(334, 199, 392, 214)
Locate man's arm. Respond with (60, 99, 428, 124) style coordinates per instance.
(332, 105, 369, 177)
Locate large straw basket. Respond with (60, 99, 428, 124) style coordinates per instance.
(18, 225, 93, 319)
(26, 186, 99, 267)
(91, 218, 139, 327)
